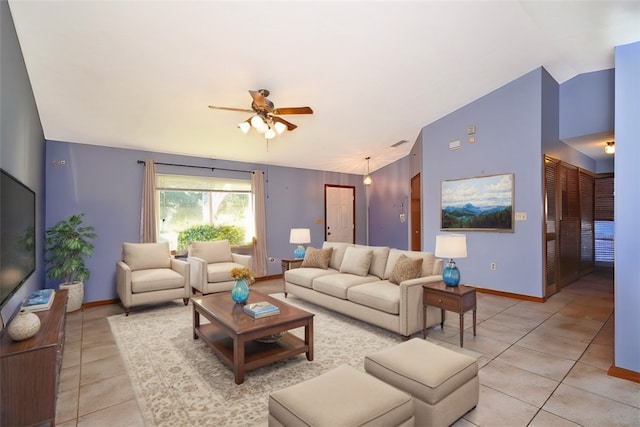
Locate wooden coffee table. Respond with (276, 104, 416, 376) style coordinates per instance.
(192, 290, 314, 384)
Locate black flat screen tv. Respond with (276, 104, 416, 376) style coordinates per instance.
(0, 169, 36, 309)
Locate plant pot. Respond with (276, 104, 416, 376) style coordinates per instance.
(59, 281, 84, 312)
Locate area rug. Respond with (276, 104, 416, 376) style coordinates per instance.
(108, 294, 404, 427)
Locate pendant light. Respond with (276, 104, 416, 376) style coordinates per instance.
(363, 156, 372, 186)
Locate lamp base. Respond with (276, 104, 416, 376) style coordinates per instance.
(294, 245, 306, 259)
(442, 260, 460, 286)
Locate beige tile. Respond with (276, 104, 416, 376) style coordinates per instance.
(579, 342, 613, 370)
(563, 362, 640, 408)
(80, 354, 127, 386)
(55, 387, 79, 424)
(59, 364, 81, 393)
(536, 313, 604, 342)
(77, 398, 144, 427)
(516, 329, 589, 361)
(480, 360, 559, 407)
(543, 383, 640, 426)
(487, 305, 551, 333)
(529, 410, 581, 426)
(62, 347, 81, 369)
(78, 373, 136, 417)
(464, 384, 538, 426)
(452, 331, 512, 359)
(81, 327, 116, 348)
(80, 342, 121, 364)
(476, 317, 529, 345)
(496, 345, 575, 381)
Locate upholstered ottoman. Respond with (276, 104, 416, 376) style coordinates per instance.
(364, 338, 478, 427)
(268, 364, 415, 427)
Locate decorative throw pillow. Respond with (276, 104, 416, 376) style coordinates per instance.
(339, 247, 373, 277)
(389, 254, 423, 285)
(301, 247, 333, 269)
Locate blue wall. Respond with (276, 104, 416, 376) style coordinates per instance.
(368, 156, 410, 249)
(560, 69, 615, 140)
(0, 0, 45, 323)
(420, 68, 546, 297)
(45, 140, 367, 303)
(613, 41, 640, 373)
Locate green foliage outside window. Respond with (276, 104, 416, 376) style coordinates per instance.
(177, 224, 245, 250)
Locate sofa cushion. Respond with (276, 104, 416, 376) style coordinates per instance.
(356, 245, 390, 279)
(312, 273, 379, 299)
(130, 268, 184, 293)
(385, 249, 438, 279)
(340, 247, 373, 277)
(285, 267, 340, 289)
(347, 281, 400, 315)
(389, 254, 423, 285)
(123, 242, 171, 271)
(301, 246, 333, 269)
(190, 240, 233, 264)
(322, 241, 352, 270)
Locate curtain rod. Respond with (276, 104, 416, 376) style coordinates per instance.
(137, 160, 252, 174)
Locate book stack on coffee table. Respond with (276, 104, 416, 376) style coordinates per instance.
(243, 301, 280, 318)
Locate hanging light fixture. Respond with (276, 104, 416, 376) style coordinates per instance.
(363, 156, 372, 186)
(239, 114, 283, 140)
(604, 141, 615, 155)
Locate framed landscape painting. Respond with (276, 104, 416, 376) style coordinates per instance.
(441, 173, 514, 232)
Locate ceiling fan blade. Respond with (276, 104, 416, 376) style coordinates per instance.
(271, 115, 298, 131)
(208, 105, 254, 113)
(272, 106, 313, 115)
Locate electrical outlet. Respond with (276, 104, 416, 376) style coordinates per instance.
(490, 262, 497, 271)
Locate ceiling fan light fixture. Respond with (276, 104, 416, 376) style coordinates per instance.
(250, 115, 264, 129)
(265, 128, 276, 139)
(274, 121, 287, 134)
(238, 121, 251, 134)
(605, 141, 615, 154)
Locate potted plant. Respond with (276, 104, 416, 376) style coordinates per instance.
(45, 214, 97, 312)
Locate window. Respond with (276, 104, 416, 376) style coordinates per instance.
(156, 174, 254, 250)
(594, 221, 614, 264)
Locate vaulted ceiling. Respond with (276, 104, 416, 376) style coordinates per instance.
(8, 1, 639, 174)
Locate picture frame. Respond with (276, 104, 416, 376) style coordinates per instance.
(441, 173, 514, 232)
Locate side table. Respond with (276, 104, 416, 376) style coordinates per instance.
(422, 281, 476, 347)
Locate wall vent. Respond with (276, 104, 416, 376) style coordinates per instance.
(391, 139, 408, 148)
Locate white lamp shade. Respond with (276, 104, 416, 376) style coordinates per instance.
(274, 121, 287, 134)
(250, 115, 264, 129)
(265, 128, 276, 139)
(435, 234, 467, 259)
(289, 228, 311, 244)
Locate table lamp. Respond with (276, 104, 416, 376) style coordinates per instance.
(289, 228, 311, 259)
(435, 234, 467, 286)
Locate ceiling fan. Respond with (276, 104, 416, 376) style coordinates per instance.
(208, 89, 313, 138)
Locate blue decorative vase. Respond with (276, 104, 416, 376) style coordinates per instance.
(231, 279, 250, 303)
(442, 260, 460, 287)
(294, 245, 306, 259)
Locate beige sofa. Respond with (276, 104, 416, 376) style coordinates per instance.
(116, 242, 191, 315)
(187, 240, 253, 295)
(284, 242, 444, 339)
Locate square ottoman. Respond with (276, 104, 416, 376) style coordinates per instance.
(268, 364, 414, 427)
(365, 338, 478, 427)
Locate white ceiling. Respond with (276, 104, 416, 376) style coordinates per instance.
(8, 1, 639, 174)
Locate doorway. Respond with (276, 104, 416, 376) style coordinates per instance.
(324, 184, 355, 243)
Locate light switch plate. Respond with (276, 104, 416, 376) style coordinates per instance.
(515, 212, 527, 221)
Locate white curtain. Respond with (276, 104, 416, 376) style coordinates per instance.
(251, 170, 267, 276)
(140, 159, 157, 243)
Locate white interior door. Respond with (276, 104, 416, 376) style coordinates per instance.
(325, 185, 355, 243)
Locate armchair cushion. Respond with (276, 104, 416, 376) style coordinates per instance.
(190, 240, 233, 264)
(206, 261, 241, 283)
(123, 242, 171, 270)
(131, 269, 185, 293)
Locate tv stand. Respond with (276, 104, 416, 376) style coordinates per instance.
(1, 289, 68, 426)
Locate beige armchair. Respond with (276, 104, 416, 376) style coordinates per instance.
(116, 242, 190, 315)
(187, 240, 253, 295)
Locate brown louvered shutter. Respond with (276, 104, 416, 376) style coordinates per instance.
(595, 177, 614, 221)
(580, 171, 594, 274)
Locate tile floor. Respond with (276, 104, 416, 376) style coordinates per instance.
(55, 270, 639, 426)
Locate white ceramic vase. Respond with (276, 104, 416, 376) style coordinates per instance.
(7, 309, 41, 341)
(60, 281, 84, 312)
